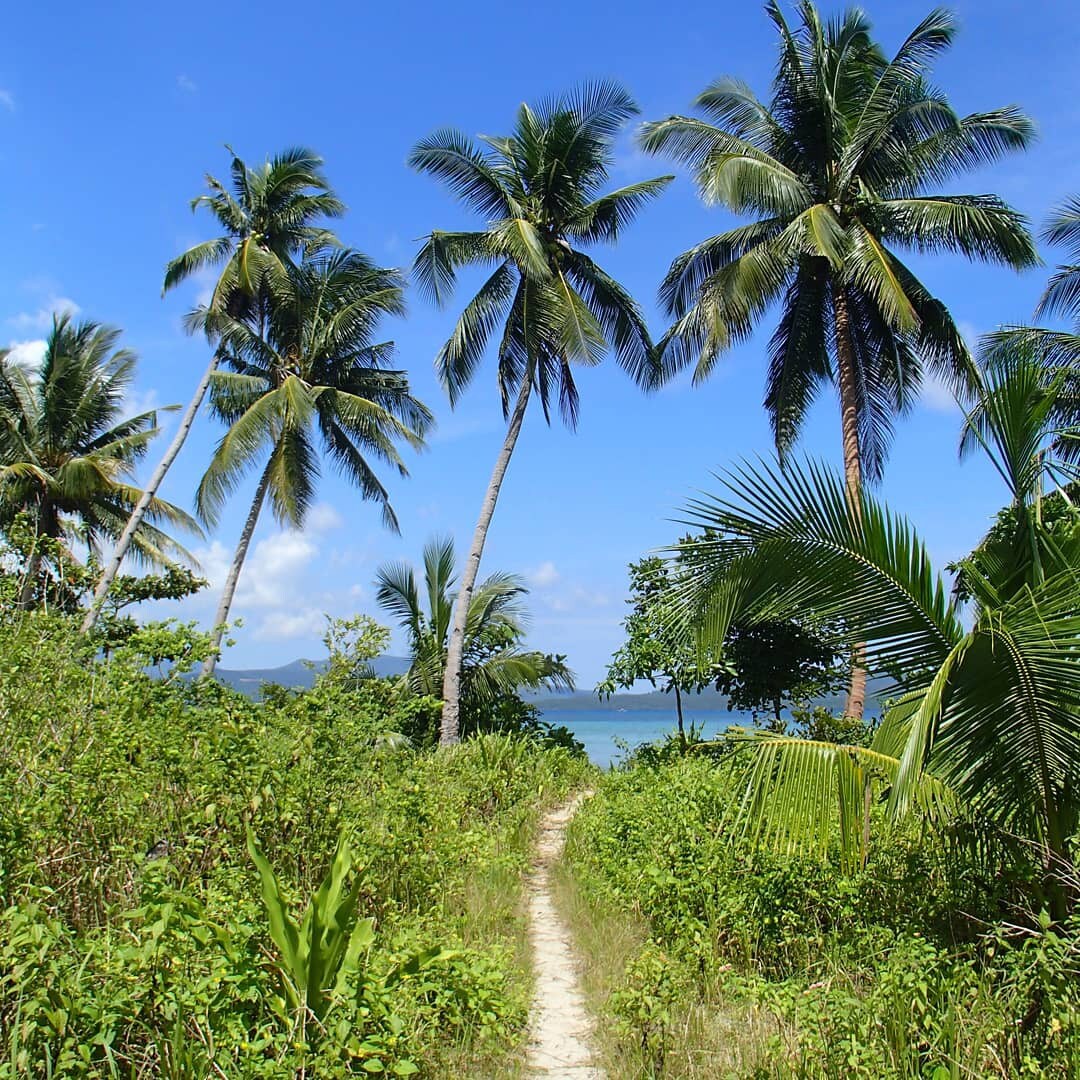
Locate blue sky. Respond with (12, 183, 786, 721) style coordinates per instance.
(2, 0, 1077, 682)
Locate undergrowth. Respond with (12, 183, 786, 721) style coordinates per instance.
(563, 755, 1080, 1078)
(0, 611, 592, 1077)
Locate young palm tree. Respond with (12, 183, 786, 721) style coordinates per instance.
(82, 147, 344, 632)
(410, 81, 672, 743)
(671, 353, 1080, 906)
(376, 535, 573, 732)
(194, 248, 431, 676)
(641, 2, 1038, 717)
(983, 196, 1080, 446)
(0, 315, 198, 607)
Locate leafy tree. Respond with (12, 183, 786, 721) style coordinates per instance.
(0, 315, 198, 608)
(318, 614, 392, 688)
(714, 618, 844, 726)
(673, 351, 1080, 909)
(409, 82, 671, 744)
(84, 148, 344, 631)
(598, 556, 714, 746)
(194, 249, 432, 675)
(641, 1, 1037, 718)
(375, 535, 574, 739)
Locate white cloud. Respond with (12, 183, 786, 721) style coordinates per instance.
(7, 296, 80, 333)
(253, 609, 326, 641)
(123, 387, 162, 418)
(177, 74, 198, 94)
(527, 560, 560, 588)
(545, 585, 610, 613)
(921, 373, 960, 413)
(0, 90, 14, 112)
(307, 503, 344, 532)
(5, 339, 46, 369)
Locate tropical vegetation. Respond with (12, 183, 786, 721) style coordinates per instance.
(409, 81, 671, 744)
(375, 535, 573, 743)
(3, 1, 1080, 1076)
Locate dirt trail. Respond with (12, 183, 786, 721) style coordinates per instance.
(525, 793, 603, 1079)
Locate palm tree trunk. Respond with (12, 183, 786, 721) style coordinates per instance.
(81, 356, 219, 633)
(201, 463, 271, 678)
(17, 549, 41, 610)
(440, 374, 532, 745)
(833, 284, 868, 721)
(674, 683, 686, 751)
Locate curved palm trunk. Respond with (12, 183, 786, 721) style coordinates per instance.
(201, 463, 272, 678)
(440, 375, 532, 745)
(833, 285, 868, 721)
(81, 356, 219, 634)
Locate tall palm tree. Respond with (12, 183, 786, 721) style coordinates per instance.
(193, 248, 431, 676)
(641, 1, 1038, 717)
(82, 147, 343, 632)
(376, 535, 573, 733)
(671, 353, 1080, 908)
(410, 81, 672, 743)
(0, 315, 198, 607)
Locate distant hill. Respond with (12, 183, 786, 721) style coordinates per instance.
(214, 658, 887, 714)
(214, 655, 410, 696)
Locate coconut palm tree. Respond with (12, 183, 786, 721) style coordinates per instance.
(410, 81, 671, 743)
(376, 535, 573, 734)
(193, 248, 431, 676)
(82, 147, 343, 632)
(982, 197, 1080, 453)
(0, 315, 198, 607)
(641, 1, 1038, 718)
(671, 352, 1080, 909)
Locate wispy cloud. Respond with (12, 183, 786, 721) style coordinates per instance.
(176, 74, 198, 94)
(7, 296, 80, 333)
(526, 560, 560, 588)
(0, 90, 14, 112)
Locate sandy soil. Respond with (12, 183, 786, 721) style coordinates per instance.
(525, 793, 603, 1079)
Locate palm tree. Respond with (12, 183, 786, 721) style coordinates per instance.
(0, 315, 198, 607)
(193, 248, 432, 676)
(82, 147, 344, 632)
(641, 1, 1038, 718)
(376, 535, 574, 735)
(671, 353, 1080, 909)
(982, 197, 1080, 449)
(410, 81, 672, 744)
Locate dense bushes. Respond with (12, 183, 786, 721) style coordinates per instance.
(566, 756, 1080, 1078)
(0, 611, 591, 1077)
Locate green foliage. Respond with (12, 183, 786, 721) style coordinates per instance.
(599, 556, 715, 742)
(0, 317, 199, 590)
(411, 81, 671, 415)
(376, 535, 576, 743)
(567, 758, 1079, 1077)
(669, 353, 1080, 886)
(642, 1, 1036, 481)
(0, 610, 591, 1076)
(714, 619, 845, 725)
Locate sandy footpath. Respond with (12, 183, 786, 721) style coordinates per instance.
(525, 793, 603, 1079)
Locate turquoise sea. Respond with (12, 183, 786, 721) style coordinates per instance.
(538, 706, 744, 769)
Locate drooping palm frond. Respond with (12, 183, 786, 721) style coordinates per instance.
(195, 249, 431, 531)
(0, 315, 200, 581)
(411, 80, 669, 416)
(672, 358, 1080, 876)
(641, 1, 1035, 486)
(375, 536, 574, 722)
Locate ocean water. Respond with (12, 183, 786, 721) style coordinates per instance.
(538, 706, 739, 769)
